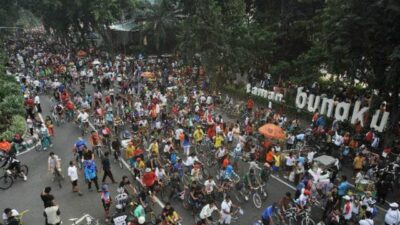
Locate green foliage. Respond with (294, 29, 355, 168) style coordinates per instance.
(0, 115, 26, 141)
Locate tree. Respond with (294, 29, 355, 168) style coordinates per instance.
(321, 0, 400, 143)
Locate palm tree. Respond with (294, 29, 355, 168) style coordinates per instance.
(138, 0, 185, 52)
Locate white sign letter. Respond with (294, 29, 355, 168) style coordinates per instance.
(370, 110, 390, 132)
(350, 101, 369, 126)
(334, 102, 351, 121)
(307, 94, 321, 113)
(320, 98, 335, 118)
(295, 87, 307, 109)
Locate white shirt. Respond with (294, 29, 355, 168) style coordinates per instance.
(78, 112, 89, 122)
(204, 179, 217, 193)
(220, 199, 232, 215)
(286, 156, 295, 166)
(34, 95, 40, 104)
(44, 206, 61, 224)
(175, 128, 183, 140)
(200, 204, 218, 219)
(68, 165, 79, 181)
(385, 209, 400, 225)
(359, 219, 374, 225)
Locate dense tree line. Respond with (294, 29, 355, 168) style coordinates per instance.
(1, 0, 399, 139)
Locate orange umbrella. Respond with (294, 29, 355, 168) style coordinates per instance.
(258, 123, 286, 139)
(141, 72, 155, 78)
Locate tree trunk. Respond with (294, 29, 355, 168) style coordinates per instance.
(384, 89, 399, 147)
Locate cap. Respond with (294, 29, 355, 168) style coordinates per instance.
(138, 216, 146, 224)
(102, 184, 108, 191)
(390, 202, 399, 208)
(11, 209, 19, 217)
(145, 168, 151, 173)
(343, 195, 351, 201)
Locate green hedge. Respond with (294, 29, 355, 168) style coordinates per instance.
(0, 115, 26, 140)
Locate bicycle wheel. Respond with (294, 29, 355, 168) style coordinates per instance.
(0, 175, 13, 190)
(20, 165, 29, 176)
(301, 217, 316, 225)
(252, 193, 262, 208)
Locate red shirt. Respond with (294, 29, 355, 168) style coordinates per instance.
(247, 99, 254, 109)
(142, 172, 156, 187)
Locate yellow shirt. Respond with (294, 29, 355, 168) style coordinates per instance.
(125, 145, 135, 159)
(166, 211, 179, 223)
(353, 156, 364, 169)
(273, 154, 281, 167)
(193, 129, 204, 142)
(214, 135, 224, 148)
(137, 160, 145, 169)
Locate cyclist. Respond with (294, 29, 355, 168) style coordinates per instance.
(74, 137, 87, 164)
(261, 203, 278, 225)
(48, 152, 61, 180)
(199, 201, 219, 225)
(89, 130, 102, 149)
(294, 188, 311, 212)
(277, 192, 293, 224)
(219, 195, 238, 225)
(242, 169, 260, 200)
(1, 153, 27, 181)
(76, 109, 90, 133)
(141, 168, 157, 199)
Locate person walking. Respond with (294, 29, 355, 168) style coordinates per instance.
(101, 151, 116, 183)
(67, 161, 83, 196)
(43, 201, 61, 225)
(40, 187, 54, 208)
(100, 184, 112, 222)
(83, 159, 100, 192)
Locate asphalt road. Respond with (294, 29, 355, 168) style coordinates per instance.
(0, 86, 388, 225)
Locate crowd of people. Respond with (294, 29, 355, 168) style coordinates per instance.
(0, 31, 399, 225)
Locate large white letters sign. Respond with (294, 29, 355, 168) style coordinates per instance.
(246, 84, 284, 102)
(295, 87, 389, 132)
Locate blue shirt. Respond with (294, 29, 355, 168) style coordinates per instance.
(75, 140, 87, 151)
(262, 206, 274, 219)
(338, 181, 349, 196)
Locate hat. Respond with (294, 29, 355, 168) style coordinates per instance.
(138, 216, 146, 224)
(343, 195, 351, 201)
(102, 184, 108, 191)
(11, 209, 19, 217)
(390, 202, 399, 208)
(145, 168, 151, 173)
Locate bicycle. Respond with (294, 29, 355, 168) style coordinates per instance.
(93, 145, 104, 159)
(230, 207, 244, 224)
(284, 207, 316, 225)
(0, 164, 29, 190)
